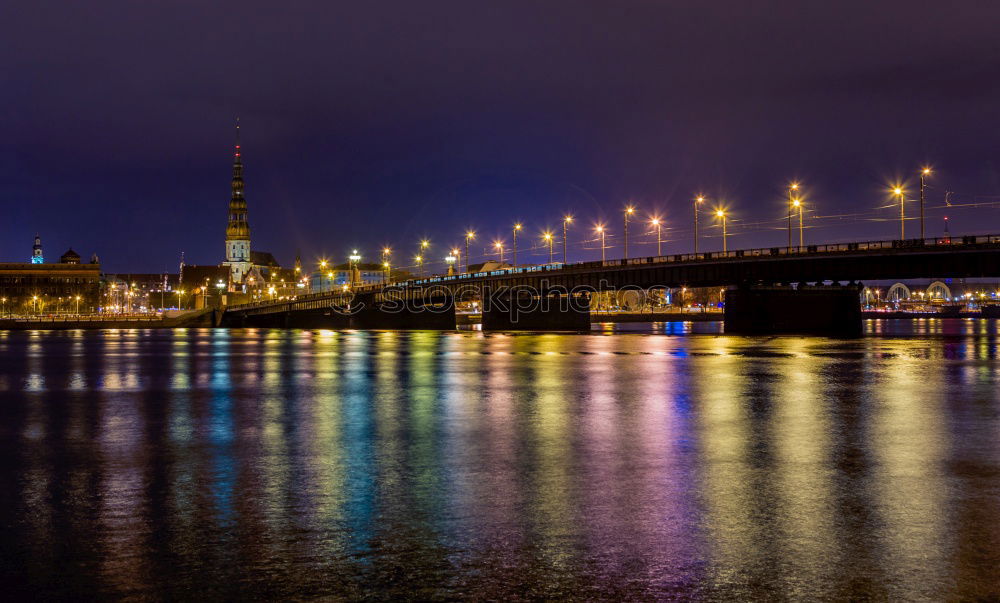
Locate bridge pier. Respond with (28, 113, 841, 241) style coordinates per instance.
(348, 294, 456, 330)
(724, 284, 862, 336)
(221, 305, 352, 329)
(482, 289, 591, 331)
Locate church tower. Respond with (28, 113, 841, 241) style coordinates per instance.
(223, 120, 252, 286)
(31, 234, 44, 264)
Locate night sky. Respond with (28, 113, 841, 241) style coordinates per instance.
(4, 1, 1000, 273)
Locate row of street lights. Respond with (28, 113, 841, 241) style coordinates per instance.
(325, 168, 935, 281)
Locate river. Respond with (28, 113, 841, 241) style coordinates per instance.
(0, 320, 998, 599)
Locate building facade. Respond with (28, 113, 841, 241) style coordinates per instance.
(0, 263, 101, 315)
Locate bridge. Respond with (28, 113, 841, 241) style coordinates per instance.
(222, 233, 1000, 333)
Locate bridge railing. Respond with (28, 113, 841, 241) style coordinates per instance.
(226, 233, 1000, 311)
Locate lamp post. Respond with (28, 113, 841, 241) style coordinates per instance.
(420, 240, 429, 275)
(513, 223, 522, 267)
(349, 251, 361, 286)
(624, 206, 635, 259)
(788, 183, 799, 248)
(381, 248, 392, 283)
(494, 241, 504, 263)
(543, 232, 554, 263)
(1, 297, 6, 317)
(716, 209, 728, 253)
(414, 255, 423, 277)
(465, 231, 475, 273)
(595, 225, 606, 262)
(562, 216, 572, 263)
(920, 167, 931, 239)
(650, 218, 662, 256)
(694, 196, 705, 254)
(893, 186, 905, 239)
(176, 289, 184, 310)
(446, 252, 457, 276)
(792, 199, 804, 247)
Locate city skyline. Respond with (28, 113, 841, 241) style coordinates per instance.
(4, 1, 1000, 272)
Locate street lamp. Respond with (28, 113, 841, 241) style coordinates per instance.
(595, 224, 606, 262)
(420, 240, 429, 275)
(381, 248, 392, 283)
(650, 217, 662, 256)
(349, 251, 361, 286)
(920, 167, 931, 239)
(414, 255, 423, 277)
(513, 223, 522, 267)
(562, 215, 573, 264)
(465, 231, 475, 273)
(694, 196, 705, 254)
(792, 199, 804, 247)
(176, 289, 184, 310)
(893, 186, 906, 239)
(788, 183, 799, 248)
(543, 231, 554, 263)
(494, 241, 504, 263)
(75, 295, 81, 314)
(445, 252, 457, 276)
(624, 206, 635, 259)
(716, 209, 728, 253)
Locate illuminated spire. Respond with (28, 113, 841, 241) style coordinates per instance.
(226, 118, 249, 242)
(234, 117, 241, 162)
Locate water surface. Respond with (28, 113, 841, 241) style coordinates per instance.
(1, 321, 998, 599)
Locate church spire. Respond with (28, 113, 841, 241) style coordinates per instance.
(224, 119, 252, 286)
(226, 118, 249, 242)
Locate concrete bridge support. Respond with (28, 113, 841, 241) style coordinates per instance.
(482, 290, 591, 331)
(724, 284, 863, 336)
(348, 295, 456, 330)
(222, 306, 352, 329)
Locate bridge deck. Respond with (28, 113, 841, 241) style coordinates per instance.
(227, 233, 1000, 315)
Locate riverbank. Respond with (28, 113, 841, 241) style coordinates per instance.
(0, 308, 219, 330)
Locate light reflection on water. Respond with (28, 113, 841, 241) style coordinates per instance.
(0, 321, 998, 599)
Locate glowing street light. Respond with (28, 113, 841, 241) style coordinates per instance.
(494, 241, 504, 263)
(920, 167, 932, 239)
(716, 209, 728, 253)
(464, 231, 475, 273)
(446, 251, 458, 276)
(562, 215, 573, 263)
(787, 183, 800, 248)
(694, 196, 705, 254)
(595, 224, 606, 262)
(624, 206, 635, 259)
(543, 231, 554, 263)
(414, 255, 423, 277)
(513, 223, 522, 267)
(650, 217, 662, 256)
(381, 248, 392, 284)
(893, 185, 906, 239)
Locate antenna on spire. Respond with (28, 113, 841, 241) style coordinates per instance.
(234, 117, 241, 159)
